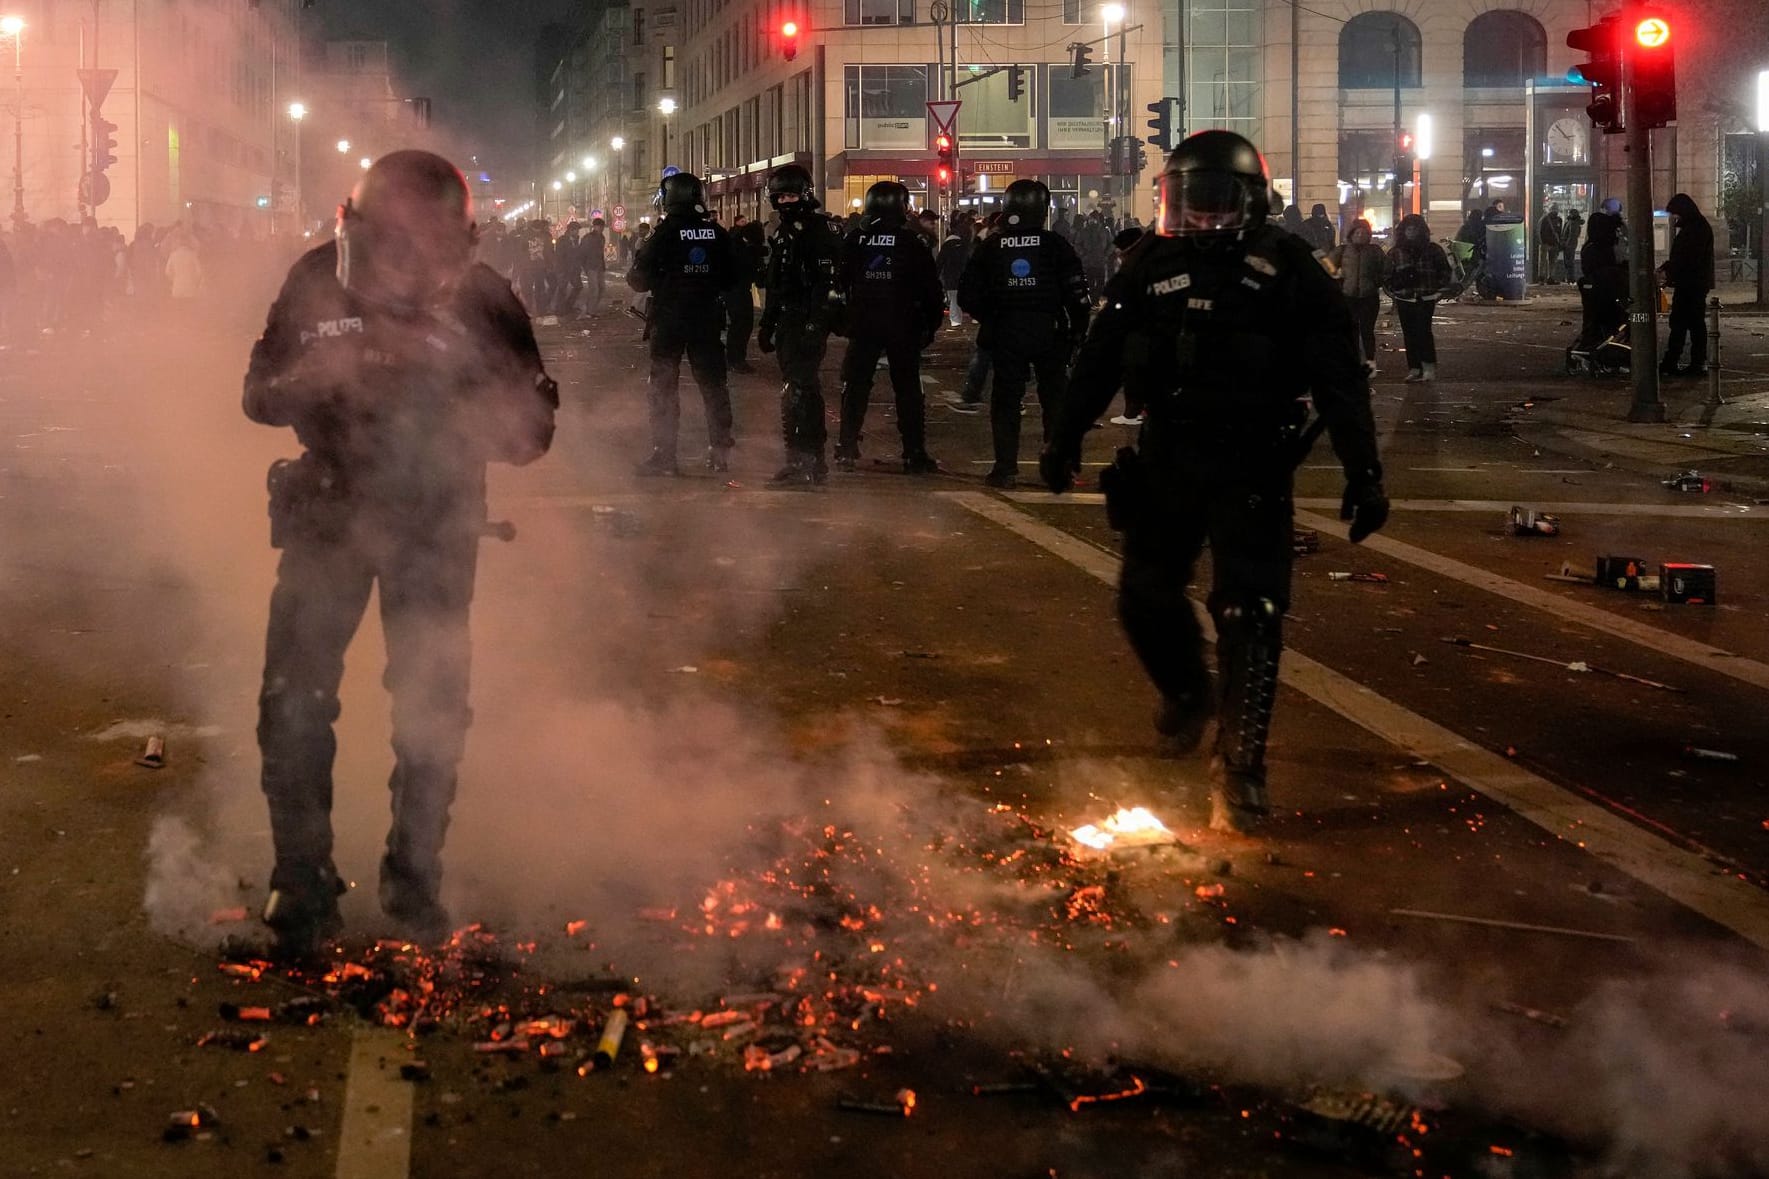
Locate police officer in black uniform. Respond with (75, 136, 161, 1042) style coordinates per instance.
(1040, 131, 1388, 833)
(833, 181, 944, 473)
(958, 178, 1091, 488)
(627, 172, 736, 476)
(756, 164, 843, 487)
(244, 150, 559, 955)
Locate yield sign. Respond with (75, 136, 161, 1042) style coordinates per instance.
(77, 68, 119, 109)
(926, 100, 961, 133)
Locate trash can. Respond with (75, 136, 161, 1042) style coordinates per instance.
(1484, 216, 1528, 300)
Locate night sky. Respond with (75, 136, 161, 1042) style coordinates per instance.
(314, 0, 576, 181)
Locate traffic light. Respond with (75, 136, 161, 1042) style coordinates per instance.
(1069, 43, 1093, 79)
(1631, 11, 1675, 129)
(1006, 64, 1025, 103)
(1145, 98, 1174, 152)
(1566, 17, 1622, 132)
(92, 116, 118, 172)
(935, 133, 954, 188)
(1394, 127, 1414, 178)
(781, 18, 801, 61)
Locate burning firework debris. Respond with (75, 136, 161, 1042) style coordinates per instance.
(162, 1105, 220, 1142)
(837, 1088, 917, 1117)
(1281, 1090, 1431, 1170)
(196, 1027, 268, 1052)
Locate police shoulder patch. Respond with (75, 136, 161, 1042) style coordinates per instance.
(1244, 254, 1278, 277)
(1312, 248, 1341, 278)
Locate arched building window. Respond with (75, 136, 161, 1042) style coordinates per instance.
(1464, 10, 1546, 87)
(1339, 12, 1421, 89)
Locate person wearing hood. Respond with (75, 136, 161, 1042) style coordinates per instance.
(1381, 213, 1452, 381)
(1657, 192, 1715, 377)
(1560, 207, 1584, 282)
(1280, 201, 1306, 238)
(937, 213, 972, 327)
(1303, 203, 1337, 252)
(1574, 211, 1626, 359)
(1332, 219, 1384, 372)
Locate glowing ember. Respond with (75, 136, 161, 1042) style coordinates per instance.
(1069, 807, 1177, 853)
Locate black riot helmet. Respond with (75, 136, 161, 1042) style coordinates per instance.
(768, 164, 817, 211)
(863, 180, 910, 227)
(335, 149, 477, 315)
(1155, 129, 1271, 240)
(656, 172, 707, 217)
(1002, 179, 1051, 230)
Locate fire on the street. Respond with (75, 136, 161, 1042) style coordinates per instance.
(1068, 806, 1179, 854)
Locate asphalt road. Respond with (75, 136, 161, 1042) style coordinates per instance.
(2, 284, 1767, 1179)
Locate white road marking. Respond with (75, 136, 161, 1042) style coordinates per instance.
(944, 490, 1769, 951)
(334, 1027, 414, 1179)
(1290, 508, 1769, 694)
(1002, 491, 1769, 519)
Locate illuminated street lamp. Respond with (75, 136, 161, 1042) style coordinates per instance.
(288, 101, 307, 121)
(336, 138, 350, 153)
(288, 102, 308, 230)
(610, 136, 626, 213)
(582, 155, 598, 172)
(566, 170, 577, 183)
(0, 15, 23, 224)
(359, 156, 372, 171)
(1100, 3, 1130, 214)
(658, 96, 676, 166)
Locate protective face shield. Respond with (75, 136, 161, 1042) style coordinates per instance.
(862, 181, 910, 226)
(1002, 179, 1051, 230)
(336, 149, 477, 316)
(1155, 130, 1270, 240)
(768, 165, 815, 211)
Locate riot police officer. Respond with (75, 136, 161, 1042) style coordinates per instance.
(833, 181, 945, 473)
(1040, 131, 1388, 833)
(627, 172, 736, 476)
(756, 164, 843, 487)
(244, 150, 559, 955)
(958, 179, 1091, 488)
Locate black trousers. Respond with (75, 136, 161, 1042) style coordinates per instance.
(648, 314, 734, 456)
(726, 286, 755, 363)
(838, 332, 926, 457)
(1348, 293, 1380, 364)
(257, 525, 479, 895)
(1394, 298, 1437, 367)
(1663, 285, 1708, 371)
(773, 304, 831, 458)
(990, 336, 1069, 473)
(1118, 437, 1293, 773)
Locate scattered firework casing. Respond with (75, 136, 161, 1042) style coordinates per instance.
(837, 1089, 915, 1116)
(699, 1009, 747, 1028)
(1662, 470, 1711, 493)
(1291, 528, 1320, 555)
(218, 1003, 273, 1022)
(1507, 506, 1560, 536)
(1327, 571, 1388, 583)
(1593, 555, 1650, 591)
(135, 736, 166, 769)
(1659, 563, 1716, 605)
(593, 1009, 629, 1068)
(1684, 746, 1739, 763)
(473, 1039, 530, 1054)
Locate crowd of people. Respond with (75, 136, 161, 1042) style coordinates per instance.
(0, 217, 293, 343)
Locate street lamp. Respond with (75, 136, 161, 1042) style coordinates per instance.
(288, 102, 307, 232)
(1756, 69, 1769, 306)
(359, 156, 372, 171)
(1414, 112, 1432, 215)
(1479, 144, 1494, 200)
(658, 96, 676, 168)
(1100, 3, 1130, 217)
(610, 136, 626, 216)
(336, 138, 350, 154)
(1, 15, 23, 225)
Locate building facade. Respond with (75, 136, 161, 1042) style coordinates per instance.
(534, 0, 1730, 238)
(2, 0, 307, 235)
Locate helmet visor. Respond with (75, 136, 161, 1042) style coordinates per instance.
(1157, 171, 1254, 238)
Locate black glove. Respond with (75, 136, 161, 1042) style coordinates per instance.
(1039, 445, 1079, 495)
(756, 324, 776, 354)
(1340, 480, 1390, 544)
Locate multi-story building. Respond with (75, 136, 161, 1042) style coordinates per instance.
(1, 0, 309, 235)
(537, 0, 1736, 244)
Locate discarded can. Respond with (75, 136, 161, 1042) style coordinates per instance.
(1659, 563, 1716, 605)
(1683, 746, 1739, 763)
(592, 1009, 628, 1069)
(135, 736, 166, 769)
(1662, 470, 1712, 493)
(1327, 571, 1389, 584)
(1507, 506, 1560, 537)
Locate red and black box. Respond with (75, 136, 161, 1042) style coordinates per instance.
(1659, 563, 1716, 605)
(1594, 555, 1650, 590)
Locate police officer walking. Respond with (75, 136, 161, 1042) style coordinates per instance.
(958, 179, 1091, 488)
(756, 164, 843, 487)
(1040, 131, 1388, 833)
(833, 181, 945, 474)
(627, 172, 736, 475)
(244, 150, 559, 955)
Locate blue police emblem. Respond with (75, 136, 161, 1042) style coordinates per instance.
(867, 253, 889, 270)
(689, 246, 707, 264)
(1010, 257, 1032, 278)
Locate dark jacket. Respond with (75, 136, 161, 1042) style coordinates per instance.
(838, 215, 944, 341)
(957, 227, 1091, 352)
(1303, 208, 1337, 252)
(1333, 240, 1385, 299)
(1661, 193, 1715, 293)
(1382, 216, 1453, 302)
(580, 227, 608, 272)
(729, 222, 764, 288)
(243, 242, 556, 526)
(627, 213, 733, 314)
(936, 232, 970, 289)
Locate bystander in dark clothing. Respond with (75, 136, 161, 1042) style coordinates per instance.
(1333, 219, 1385, 371)
(1560, 209, 1584, 282)
(1302, 204, 1337, 252)
(726, 216, 764, 370)
(1658, 192, 1715, 376)
(1382, 213, 1452, 382)
(1537, 207, 1563, 283)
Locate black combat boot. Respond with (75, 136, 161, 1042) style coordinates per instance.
(634, 450, 679, 477)
(902, 451, 940, 475)
(262, 861, 346, 961)
(1209, 598, 1282, 833)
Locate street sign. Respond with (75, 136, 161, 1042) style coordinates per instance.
(969, 160, 1012, 173)
(76, 68, 118, 108)
(78, 172, 111, 208)
(661, 165, 680, 179)
(926, 100, 961, 133)
(613, 204, 626, 216)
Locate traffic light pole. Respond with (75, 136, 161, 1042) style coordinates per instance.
(1622, 30, 1664, 422)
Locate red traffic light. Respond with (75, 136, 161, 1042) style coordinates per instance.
(1634, 16, 1668, 48)
(781, 19, 799, 36)
(780, 18, 801, 59)
(1398, 131, 1413, 151)
(935, 134, 951, 150)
